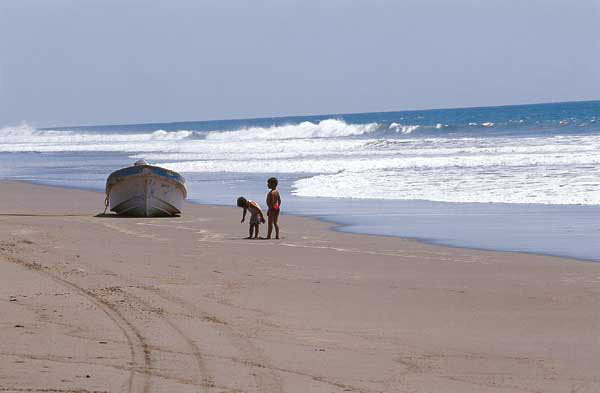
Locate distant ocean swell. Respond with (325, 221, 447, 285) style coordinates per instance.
(3, 111, 599, 144)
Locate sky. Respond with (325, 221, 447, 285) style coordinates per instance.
(1, 0, 599, 127)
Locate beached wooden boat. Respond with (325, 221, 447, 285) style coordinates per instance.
(105, 160, 187, 217)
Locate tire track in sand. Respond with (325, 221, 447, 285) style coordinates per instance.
(109, 285, 215, 392)
(141, 285, 285, 393)
(91, 220, 284, 393)
(0, 247, 151, 393)
(96, 267, 283, 393)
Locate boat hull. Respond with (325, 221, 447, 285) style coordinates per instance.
(106, 165, 187, 217)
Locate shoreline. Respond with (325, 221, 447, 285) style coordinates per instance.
(2, 180, 600, 392)
(12, 178, 598, 264)
(308, 215, 598, 265)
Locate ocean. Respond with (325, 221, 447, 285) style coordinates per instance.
(1, 100, 599, 261)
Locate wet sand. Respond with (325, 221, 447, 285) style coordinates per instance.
(1, 181, 599, 393)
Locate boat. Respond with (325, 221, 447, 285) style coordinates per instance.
(105, 160, 187, 217)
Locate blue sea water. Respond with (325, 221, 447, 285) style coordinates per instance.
(1, 100, 599, 261)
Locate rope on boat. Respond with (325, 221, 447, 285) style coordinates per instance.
(103, 193, 109, 215)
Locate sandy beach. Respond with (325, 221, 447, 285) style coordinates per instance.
(1, 181, 599, 393)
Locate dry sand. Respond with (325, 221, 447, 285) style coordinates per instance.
(1, 181, 599, 393)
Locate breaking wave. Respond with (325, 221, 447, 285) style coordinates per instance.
(388, 123, 420, 134)
(0, 119, 384, 152)
(0, 124, 207, 153)
(205, 119, 380, 140)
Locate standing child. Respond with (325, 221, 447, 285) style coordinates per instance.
(237, 197, 265, 239)
(266, 177, 282, 239)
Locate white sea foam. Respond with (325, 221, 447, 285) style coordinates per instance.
(3, 122, 600, 205)
(0, 125, 204, 153)
(0, 125, 193, 149)
(205, 119, 379, 141)
(150, 130, 196, 140)
(287, 132, 600, 205)
(388, 123, 420, 134)
(292, 167, 600, 205)
(161, 147, 600, 175)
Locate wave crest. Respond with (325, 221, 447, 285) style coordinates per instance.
(205, 119, 380, 141)
(150, 130, 198, 140)
(0, 124, 70, 140)
(388, 123, 420, 134)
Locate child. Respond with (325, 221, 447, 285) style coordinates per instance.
(237, 197, 265, 239)
(265, 177, 281, 239)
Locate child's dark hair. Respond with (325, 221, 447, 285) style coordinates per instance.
(268, 177, 278, 187)
(237, 196, 247, 207)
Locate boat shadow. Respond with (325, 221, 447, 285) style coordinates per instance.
(94, 213, 181, 219)
(0, 213, 89, 217)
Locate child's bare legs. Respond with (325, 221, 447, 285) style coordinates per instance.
(253, 223, 259, 239)
(267, 212, 280, 239)
(246, 224, 258, 239)
(273, 213, 279, 239)
(267, 214, 273, 239)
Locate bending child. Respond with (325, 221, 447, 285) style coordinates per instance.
(237, 197, 265, 239)
(266, 177, 282, 239)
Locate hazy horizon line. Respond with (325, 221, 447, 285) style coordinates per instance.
(32, 98, 600, 130)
